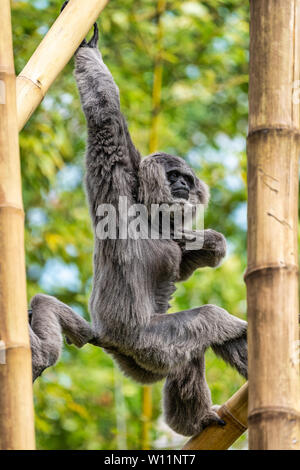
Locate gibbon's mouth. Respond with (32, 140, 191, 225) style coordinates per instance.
(172, 189, 189, 200)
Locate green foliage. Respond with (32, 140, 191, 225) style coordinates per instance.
(12, 0, 249, 449)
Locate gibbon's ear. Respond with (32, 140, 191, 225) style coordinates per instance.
(192, 177, 210, 207)
(138, 156, 173, 205)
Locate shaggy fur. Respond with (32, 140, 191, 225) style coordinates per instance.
(29, 23, 247, 436)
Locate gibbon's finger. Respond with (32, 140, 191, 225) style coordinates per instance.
(60, 1, 69, 14)
(80, 39, 88, 47)
(88, 23, 99, 48)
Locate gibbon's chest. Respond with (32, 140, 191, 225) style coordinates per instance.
(143, 238, 182, 282)
(143, 238, 180, 314)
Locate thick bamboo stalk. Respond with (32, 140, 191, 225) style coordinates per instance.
(16, 0, 109, 131)
(246, 0, 300, 449)
(182, 383, 248, 450)
(0, 1, 35, 450)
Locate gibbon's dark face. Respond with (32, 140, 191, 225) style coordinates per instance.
(139, 152, 209, 206)
(151, 153, 197, 201)
(166, 168, 194, 200)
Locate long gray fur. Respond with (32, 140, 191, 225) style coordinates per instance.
(29, 23, 247, 436)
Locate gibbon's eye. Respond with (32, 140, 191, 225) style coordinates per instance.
(168, 170, 180, 182)
(185, 175, 194, 188)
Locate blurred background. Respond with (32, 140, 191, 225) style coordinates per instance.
(12, 0, 249, 450)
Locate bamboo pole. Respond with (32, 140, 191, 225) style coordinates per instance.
(16, 0, 109, 131)
(141, 385, 152, 450)
(183, 383, 248, 450)
(246, 0, 300, 449)
(0, 1, 35, 450)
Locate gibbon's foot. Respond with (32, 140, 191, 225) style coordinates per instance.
(166, 407, 226, 436)
(211, 404, 221, 413)
(77, 23, 99, 50)
(201, 410, 226, 429)
(87, 23, 99, 48)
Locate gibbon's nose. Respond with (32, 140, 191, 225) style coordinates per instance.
(178, 177, 188, 188)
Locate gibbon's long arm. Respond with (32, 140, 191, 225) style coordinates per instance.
(74, 25, 141, 214)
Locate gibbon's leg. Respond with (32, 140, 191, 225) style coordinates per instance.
(30, 294, 96, 381)
(163, 356, 225, 436)
(211, 334, 248, 378)
(107, 349, 167, 384)
(133, 305, 247, 375)
(128, 305, 247, 435)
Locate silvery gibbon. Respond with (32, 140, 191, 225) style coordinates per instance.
(29, 12, 247, 436)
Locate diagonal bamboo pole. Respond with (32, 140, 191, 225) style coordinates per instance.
(17, 0, 109, 131)
(246, 0, 300, 449)
(0, 0, 35, 450)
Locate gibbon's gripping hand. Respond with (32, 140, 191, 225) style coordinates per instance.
(60, 2, 99, 49)
(81, 23, 99, 49)
(60, 0, 68, 12)
(202, 229, 226, 256)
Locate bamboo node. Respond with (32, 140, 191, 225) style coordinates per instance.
(18, 75, 44, 95)
(248, 407, 300, 424)
(0, 65, 15, 74)
(0, 204, 25, 217)
(220, 404, 247, 432)
(0, 342, 30, 352)
(244, 263, 298, 281)
(247, 126, 300, 139)
(0, 341, 31, 365)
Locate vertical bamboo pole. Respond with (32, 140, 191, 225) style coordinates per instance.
(246, 0, 300, 449)
(141, 0, 166, 450)
(141, 385, 152, 450)
(0, 1, 35, 450)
